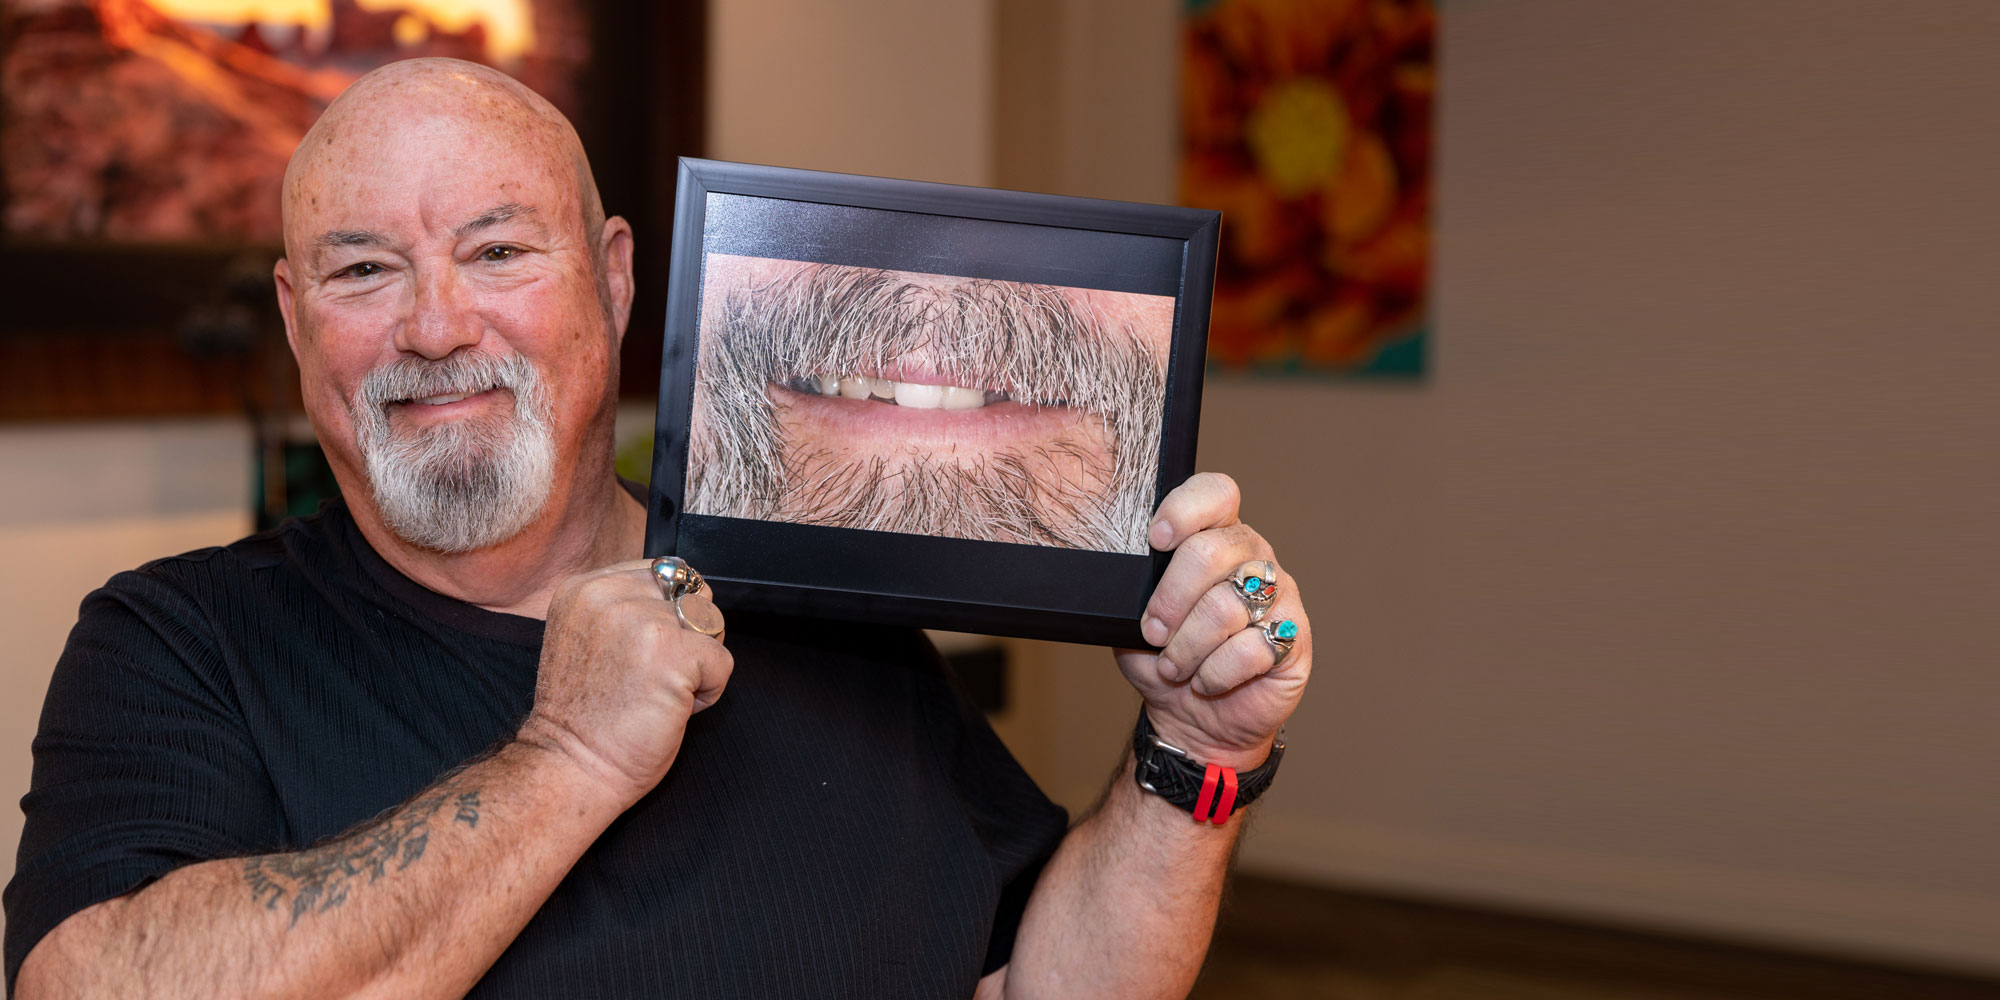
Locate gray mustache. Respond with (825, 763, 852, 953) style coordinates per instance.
(708, 265, 1162, 413)
(359, 351, 536, 410)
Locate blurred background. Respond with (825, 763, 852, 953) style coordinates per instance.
(3, 1, 1997, 997)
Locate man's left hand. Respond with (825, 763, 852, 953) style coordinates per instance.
(1116, 472, 1310, 771)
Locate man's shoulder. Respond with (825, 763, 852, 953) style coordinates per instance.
(115, 501, 353, 602)
(60, 502, 375, 690)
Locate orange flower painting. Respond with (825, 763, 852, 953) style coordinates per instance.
(1182, 0, 1433, 375)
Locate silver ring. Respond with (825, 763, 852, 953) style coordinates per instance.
(1230, 560, 1279, 624)
(1259, 618, 1299, 664)
(674, 595, 725, 639)
(650, 556, 704, 602)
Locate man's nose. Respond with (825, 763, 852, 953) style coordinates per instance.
(396, 266, 485, 359)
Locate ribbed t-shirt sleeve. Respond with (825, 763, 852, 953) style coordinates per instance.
(4, 565, 282, 991)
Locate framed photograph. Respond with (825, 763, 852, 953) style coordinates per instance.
(645, 158, 1219, 648)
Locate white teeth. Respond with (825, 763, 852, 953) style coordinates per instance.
(820, 374, 996, 409)
(941, 386, 985, 411)
(893, 382, 945, 409)
(416, 392, 471, 405)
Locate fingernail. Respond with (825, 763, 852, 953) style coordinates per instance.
(1149, 520, 1172, 548)
(1156, 655, 1179, 683)
(1142, 616, 1167, 646)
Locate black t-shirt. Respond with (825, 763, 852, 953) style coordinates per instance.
(5, 497, 1068, 997)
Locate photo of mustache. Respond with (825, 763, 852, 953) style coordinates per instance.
(688, 263, 1169, 554)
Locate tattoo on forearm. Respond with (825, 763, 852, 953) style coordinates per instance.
(453, 790, 482, 828)
(241, 783, 484, 925)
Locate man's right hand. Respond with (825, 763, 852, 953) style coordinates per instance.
(518, 558, 734, 809)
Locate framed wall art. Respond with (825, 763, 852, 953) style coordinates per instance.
(0, 0, 702, 419)
(1181, 0, 1433, 376)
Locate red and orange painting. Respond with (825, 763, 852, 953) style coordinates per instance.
(1181, 0, 1433, 376)
(1, 0, 588, 244)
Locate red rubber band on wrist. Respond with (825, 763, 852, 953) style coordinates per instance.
(1193, 763, 1221, 823)
(1210, 768, 1239, 826)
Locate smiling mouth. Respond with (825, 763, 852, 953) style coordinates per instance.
(394, 383, 496, 405)
(386, 385, 512, 420)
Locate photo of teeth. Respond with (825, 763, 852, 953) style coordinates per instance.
(791, 375, 1008, 410)
(686, 253, 1175, 554)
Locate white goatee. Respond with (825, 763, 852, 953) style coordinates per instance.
(352, 350, 556, 553)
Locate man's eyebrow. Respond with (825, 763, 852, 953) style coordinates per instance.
(312, 230, 389, 271)
(456, 203, 538, 239)
(315, 229, 387, 251)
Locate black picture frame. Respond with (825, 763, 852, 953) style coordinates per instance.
(645, 158, 1218, 648)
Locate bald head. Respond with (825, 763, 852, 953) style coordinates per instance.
(282, 58, 605, 265)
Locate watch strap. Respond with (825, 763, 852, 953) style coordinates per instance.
(1132, 706, 1284, 825)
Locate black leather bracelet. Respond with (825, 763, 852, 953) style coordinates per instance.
(1132, 706, 1285, 825)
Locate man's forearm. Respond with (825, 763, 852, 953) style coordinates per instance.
(999, 753, 1241, 1000)
(18, 734, 624, 1000)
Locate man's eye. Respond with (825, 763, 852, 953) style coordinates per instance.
(337, 261, 384, 279)
(481, 245, 520, 262)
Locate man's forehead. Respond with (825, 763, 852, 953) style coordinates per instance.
(282, 60, 592, 253)
(286, 112, 579, 245)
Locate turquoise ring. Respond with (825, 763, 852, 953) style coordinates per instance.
(1259, 618, 1299, 664)
(1231, 560, 1280, 624)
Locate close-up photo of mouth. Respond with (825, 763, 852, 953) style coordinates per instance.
(686, 255, 1174, 554)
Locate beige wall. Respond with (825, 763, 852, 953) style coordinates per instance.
(0, 421, 254, 903)
(1236, 3, 1999, 974)
(709, 0, 994, 186)
(719, 0, 2000, 977)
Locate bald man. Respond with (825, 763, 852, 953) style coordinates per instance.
(6, 60, 1311, 999)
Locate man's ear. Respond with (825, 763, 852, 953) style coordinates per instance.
(599, 215, 635, 346)
(273, 257, 302, 356)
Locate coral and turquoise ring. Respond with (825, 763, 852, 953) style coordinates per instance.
(1259, 618, 1299, 664)
(1230, 560, 1280, 624)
